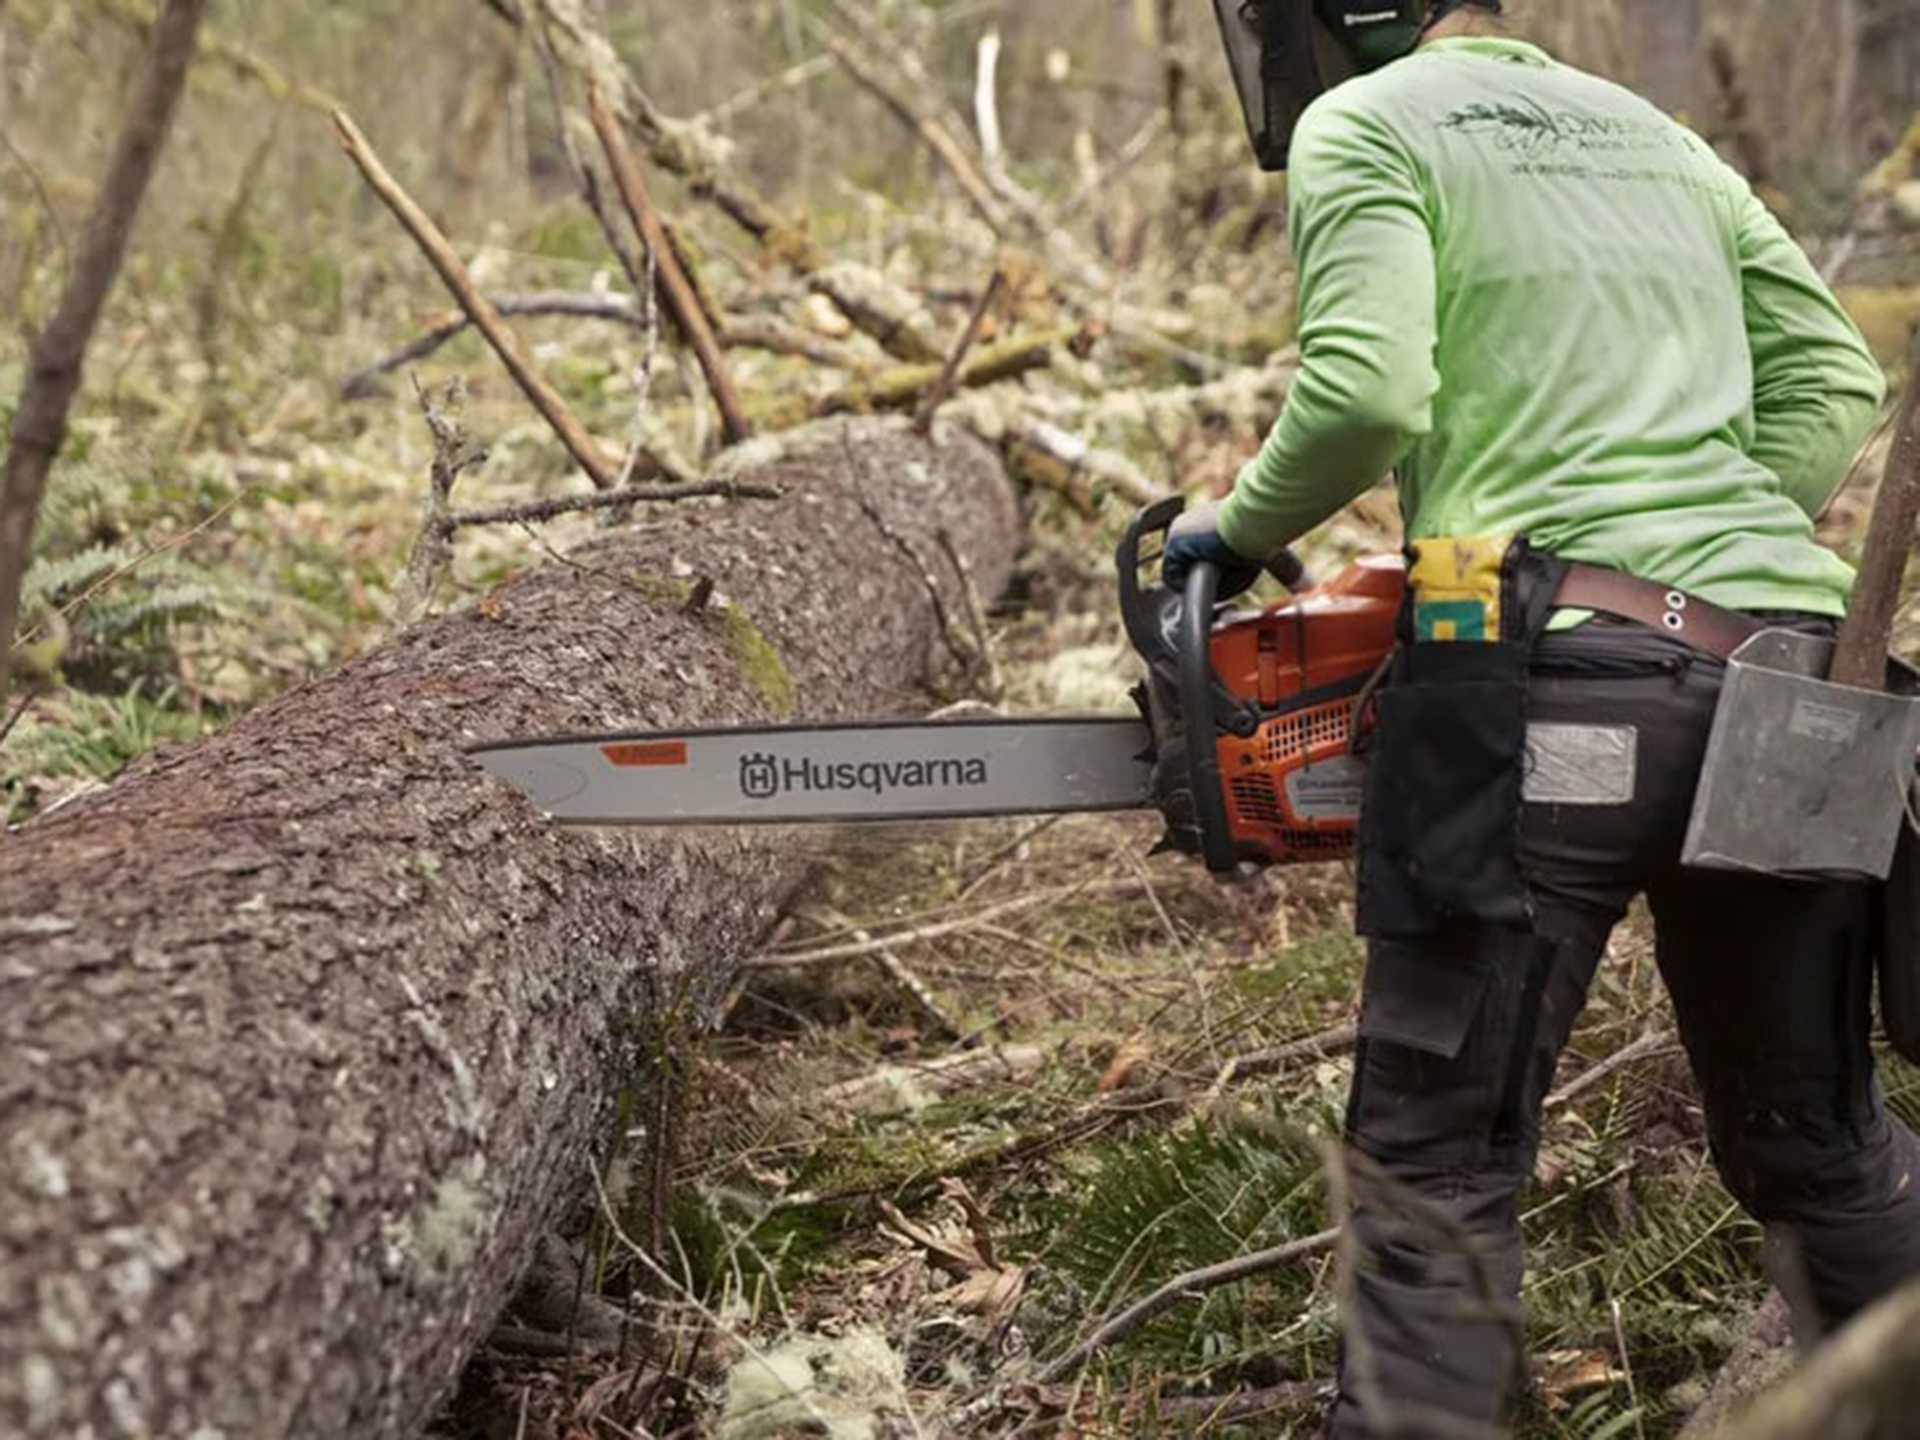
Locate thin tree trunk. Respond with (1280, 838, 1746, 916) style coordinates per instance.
(0, 0, 208, 712)
(0, 417, 1020, 1440)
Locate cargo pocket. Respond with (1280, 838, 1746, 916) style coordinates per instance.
(1357, 641, 1532, 939)
(1347, 929, 1499, 1162)
(1357, 932, 1496, 1059)
(1348, 927, 1558, 1165)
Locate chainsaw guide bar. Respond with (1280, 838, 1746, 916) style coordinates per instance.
(467, 716, 1156, 826)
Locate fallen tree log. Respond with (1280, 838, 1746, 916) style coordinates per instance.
(0, 416, 1020, 1440)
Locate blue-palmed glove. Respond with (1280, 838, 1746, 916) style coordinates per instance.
(1162, 500, 1262, 599)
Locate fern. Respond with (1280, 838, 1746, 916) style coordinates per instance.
(18, 541, 147, 609)
(19, 542, 297, 690)
(1027, 1099, 1338, 1383)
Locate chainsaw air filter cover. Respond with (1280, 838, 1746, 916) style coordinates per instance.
(1207, 554, 1403, 865)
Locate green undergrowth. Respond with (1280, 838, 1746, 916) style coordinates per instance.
(1031, 1095, 1342, 1388)
(641, 801, 1831, 1439)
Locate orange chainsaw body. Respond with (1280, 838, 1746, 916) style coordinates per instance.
(1206, 554, 1405, 864)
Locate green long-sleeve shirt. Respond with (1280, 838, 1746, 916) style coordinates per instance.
(1215, 36, 1886, 617)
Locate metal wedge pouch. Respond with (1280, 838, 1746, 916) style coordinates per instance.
(1356, 537, 1569, 939)
(1684, 334, 1920, 886)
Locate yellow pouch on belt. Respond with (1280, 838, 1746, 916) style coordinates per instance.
(1408, 536, 1514, 643)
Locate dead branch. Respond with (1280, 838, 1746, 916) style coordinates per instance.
(1543, 1028, 1682, 1112)
(1034, 1229, 1341, 1385)
(340, 291, 648, 399)
(934, 527, 1004, 702)
(1142, 1383, 1335, 1425)
(0, 0, 208, 714)
(1004, 416, 1163, 511)
(807, 262, 946, 363)
(441, 479, 780, 533)
(812, 330, 1067, 420)
(1207, 1024, 1360, 1098)
(751, 879, 1148, 971)
(826, 35, 1010, 236)
(531, 0, 831, 272)
(717, 314, 873, 372)
(915, 270, 1008, 435)
(820, 908, 961, 1043)
(391, 377, 491, 630)
(821, 1045, 1048, 1115)
(332, 109, 622, 490)
(588, 82, 753, 445)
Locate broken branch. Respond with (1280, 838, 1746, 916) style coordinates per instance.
(587, 82, 753, 445)
(331, 108, 621, 489)
(812, 329, 1067, 420)
(339, 291, 648, 399)
(915, 270, 1008, 435)
(752, 879, 1147, 971)
(440, 480, 780, 533)
(826, 35, 1009, 235)
(1035, 1229, 1341, 1384)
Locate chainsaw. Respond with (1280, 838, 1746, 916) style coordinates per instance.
(469, 498, 1404, 877)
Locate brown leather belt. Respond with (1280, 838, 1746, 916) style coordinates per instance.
(1553, 563, 1763, 661)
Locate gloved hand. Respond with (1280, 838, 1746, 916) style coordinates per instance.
(1162, 500, 1262, 599)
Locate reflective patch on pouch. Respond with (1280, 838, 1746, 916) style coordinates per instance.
(1524, 723, 1637, 806)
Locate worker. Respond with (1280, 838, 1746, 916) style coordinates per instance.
(1164, 2, 1920, 1434)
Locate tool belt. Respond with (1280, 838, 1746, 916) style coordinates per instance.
(1555, 563, 1763, 662)
(1356, 542, 1769, 941)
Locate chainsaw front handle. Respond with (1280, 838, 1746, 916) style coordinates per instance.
(1182, 560, 1242, 876)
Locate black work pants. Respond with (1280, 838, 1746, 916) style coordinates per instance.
(1328, 624, 1920, 1439)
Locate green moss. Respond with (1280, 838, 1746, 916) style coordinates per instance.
(621, 574, 794, 717)
(797, 1129, 952, 1196)
(1231, 933, 1365, 1007)
(717, 603, 795, 718)
(627, 572, 696, 606)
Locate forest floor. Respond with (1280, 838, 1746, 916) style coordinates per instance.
(428, 533, 1920, 1440)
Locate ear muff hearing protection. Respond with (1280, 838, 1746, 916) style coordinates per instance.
(1214, 0, 1503, 171)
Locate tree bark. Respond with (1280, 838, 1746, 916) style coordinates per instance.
(0, 417, 1019, 1440)
(0, 0, 208, 713)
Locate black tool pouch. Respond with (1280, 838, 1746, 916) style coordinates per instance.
(1356, 540, 1568, 940)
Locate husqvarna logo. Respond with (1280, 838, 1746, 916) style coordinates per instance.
(737, 751, 991, 800)
(740, 753, 780, 799)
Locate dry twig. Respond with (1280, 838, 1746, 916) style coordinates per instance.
(1544, 1027, 1682, 1112)
(820, 906, 962, 1043)
(825, 36, 1009, 235)
(933, 527, 1004, 701)
(915, 270, 1008, 435)
(588, 83, 753, 445)
(1206, 1024, 1360, 1099)
(442, 480, 780, 533)
(391, 377, 491, 629)
(331, 108, 622, 490)
(1034, 1229, 1341, 1385)
(752, 879, 1147, 971)
(340, 291, 648, 400)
